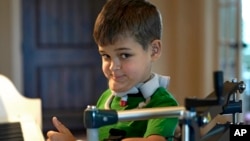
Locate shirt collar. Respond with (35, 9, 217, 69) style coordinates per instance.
(112, 73, 170, 99)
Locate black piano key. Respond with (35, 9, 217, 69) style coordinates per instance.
(0, 122, 24, 141)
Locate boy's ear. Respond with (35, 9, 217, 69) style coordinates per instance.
(150, 40, 162, 61)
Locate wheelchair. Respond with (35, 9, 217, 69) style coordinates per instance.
(83, 71, 246, 141)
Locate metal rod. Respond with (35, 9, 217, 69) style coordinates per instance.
(86, 129, 99, 141)
(85, 106, 187, 141)
(182, 123, 190, 141)
(117, 106, 186, 121)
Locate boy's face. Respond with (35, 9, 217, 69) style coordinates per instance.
(98, 37, 160, 93)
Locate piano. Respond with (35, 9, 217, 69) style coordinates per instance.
(0, 74, 44, 141)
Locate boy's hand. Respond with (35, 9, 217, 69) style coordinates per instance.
(46, 116, 76, 141)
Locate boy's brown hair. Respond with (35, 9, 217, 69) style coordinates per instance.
(93, 0, 162, 50)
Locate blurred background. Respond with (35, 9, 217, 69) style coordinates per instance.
(0, 0, 249, 137)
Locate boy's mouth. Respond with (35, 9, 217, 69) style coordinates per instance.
(111, 74, 126, 82)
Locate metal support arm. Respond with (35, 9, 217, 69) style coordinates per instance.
(84, 106, 187, 141)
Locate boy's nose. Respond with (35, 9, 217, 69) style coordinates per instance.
(110, 59, 121, 71)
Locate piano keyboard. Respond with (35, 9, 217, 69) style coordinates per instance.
(0, 115, 45, 141)
(0, 122, 24, 141)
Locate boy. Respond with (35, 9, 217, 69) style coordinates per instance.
(47, 0, 178, 141)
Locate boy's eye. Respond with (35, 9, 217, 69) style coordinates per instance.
(120, 53, 131, 59)
(100, 54, 110, 59)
